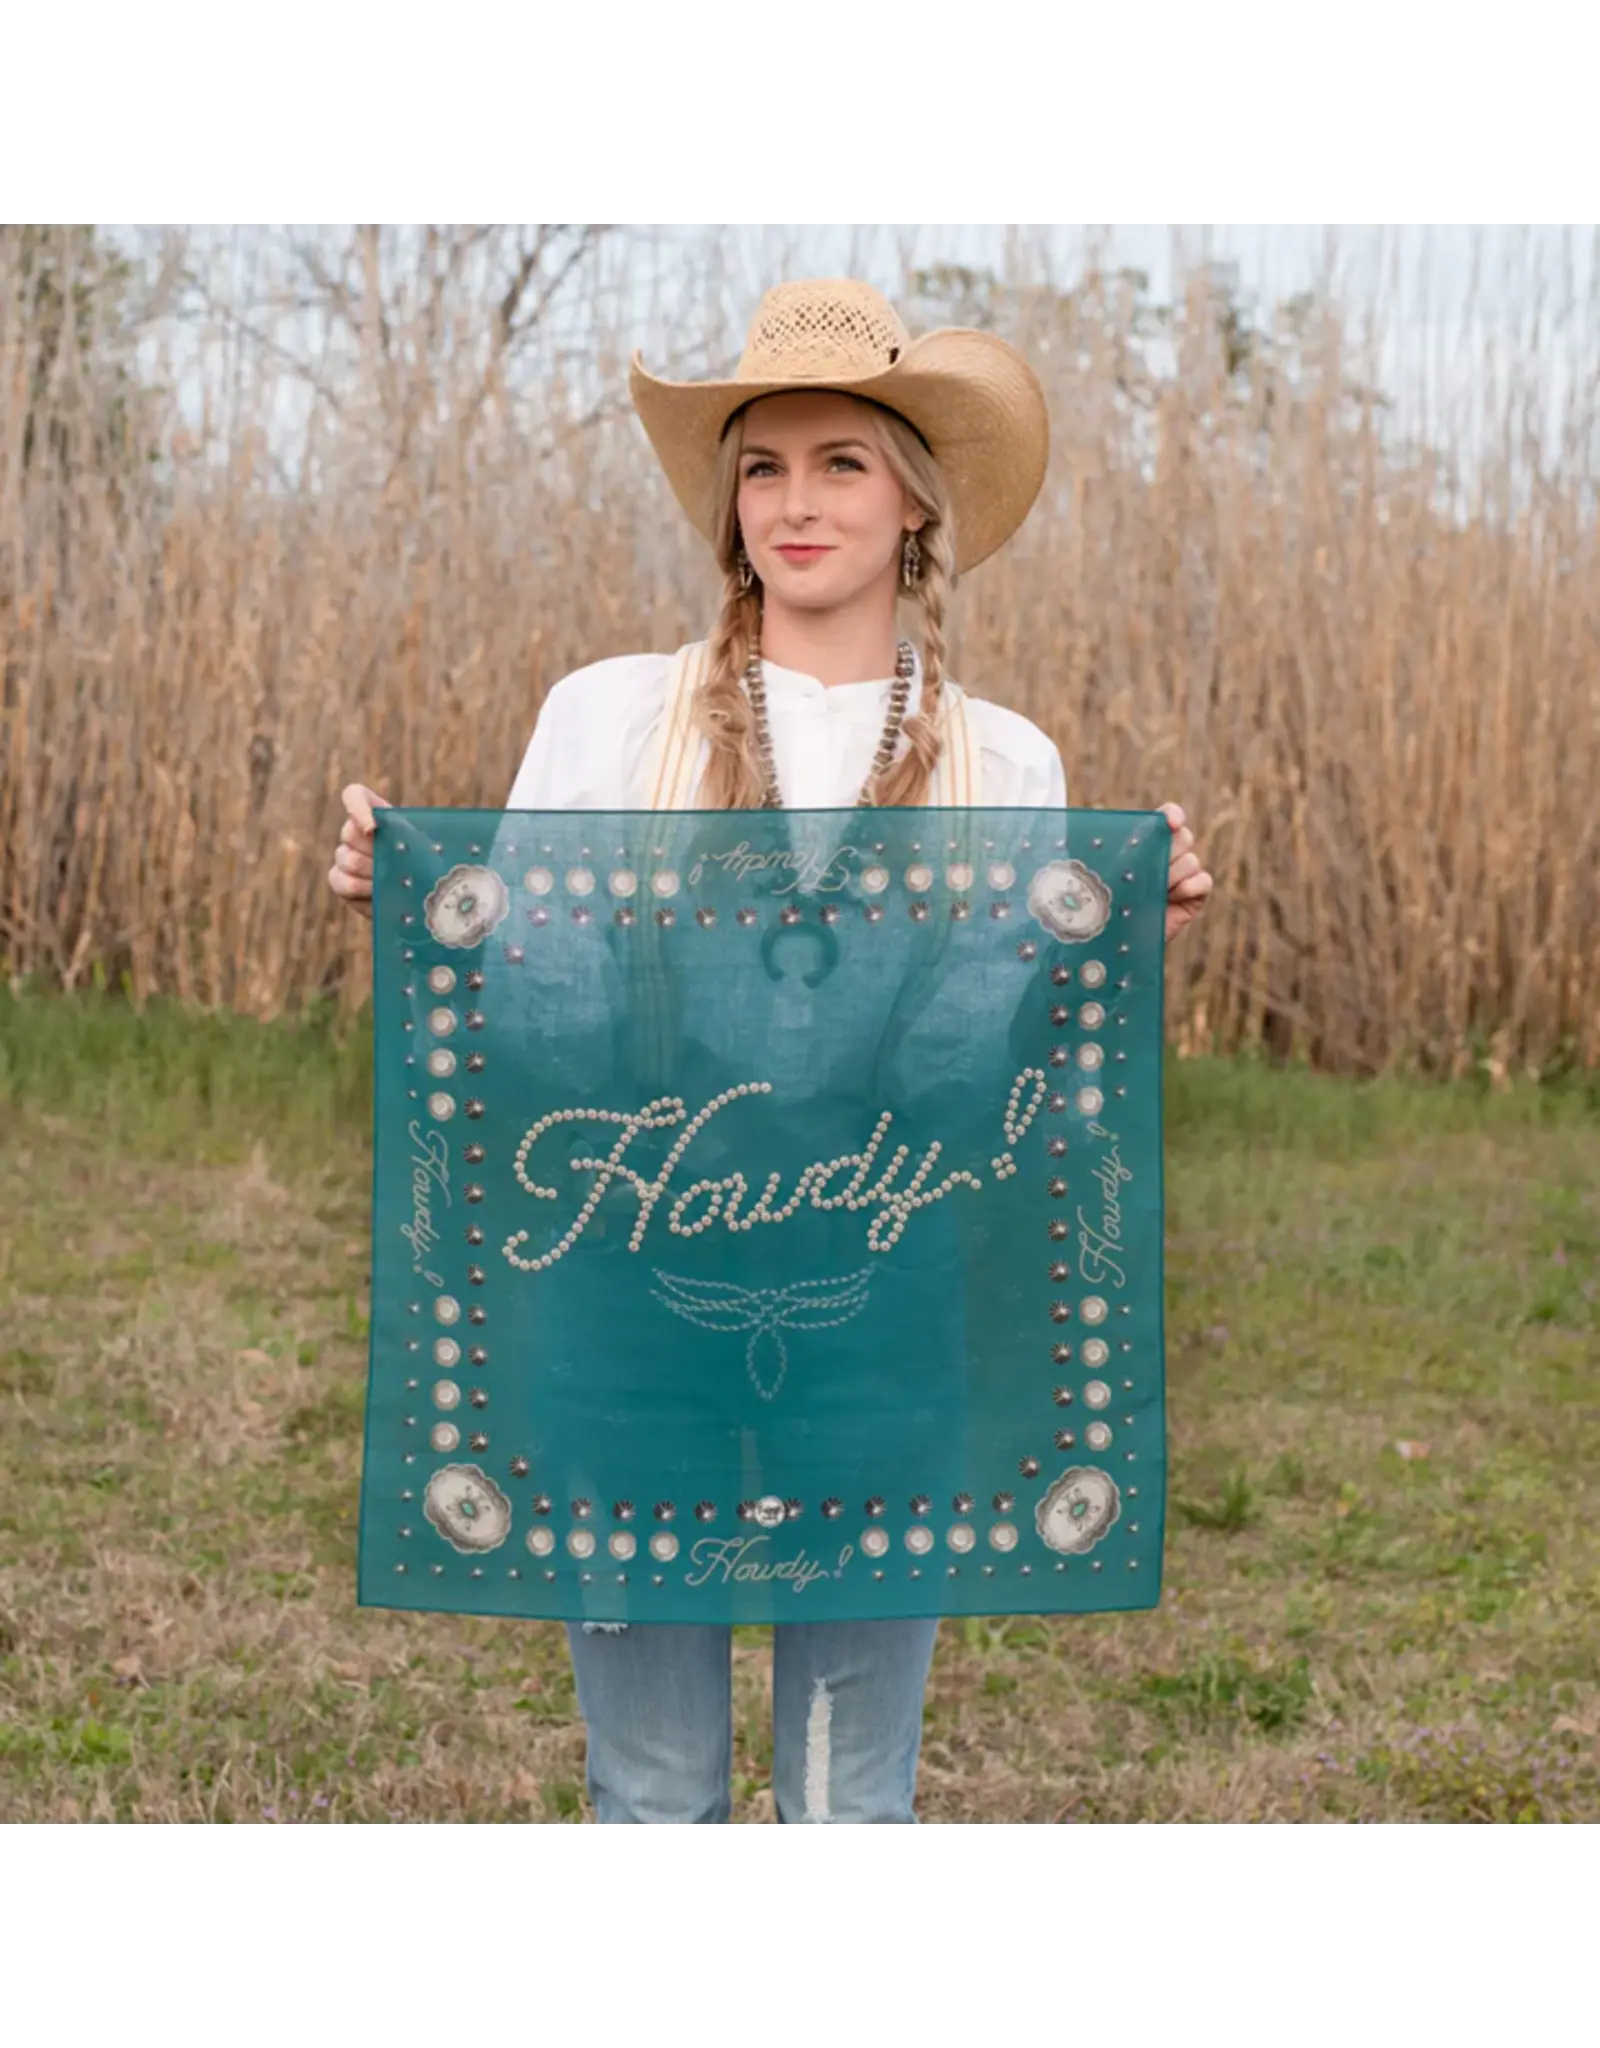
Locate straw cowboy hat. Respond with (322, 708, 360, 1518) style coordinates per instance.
(628, 277, 1050, 576)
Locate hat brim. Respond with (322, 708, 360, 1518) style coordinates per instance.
(628, 327, 1049, 576)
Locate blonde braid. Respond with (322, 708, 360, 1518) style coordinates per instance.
(876, 516, 956, 807)
(690, 567, 768, 809)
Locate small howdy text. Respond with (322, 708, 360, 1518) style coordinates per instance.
(683, 1535, 844, 1594)
(402, 1121, 449, 1288)
(1078, 1119, 1132, 1289)
(687, 839, 860, 895)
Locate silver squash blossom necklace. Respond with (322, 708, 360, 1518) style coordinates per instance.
(743, 640, 917, 810)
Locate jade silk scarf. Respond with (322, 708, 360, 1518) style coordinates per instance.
(357, 805, 1168, 1625)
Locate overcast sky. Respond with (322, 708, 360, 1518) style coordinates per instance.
(124, 224, 1598, 479)
(642, 223, 1599, 463)
(636, 222, 1598, 403)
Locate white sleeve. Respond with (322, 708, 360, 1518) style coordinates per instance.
(505, 654, 673, 810)
(968, 699, 1069, 809)
(1034, 736, 1068, 810)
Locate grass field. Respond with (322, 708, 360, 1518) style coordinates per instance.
(2, 989, 1597, 1822)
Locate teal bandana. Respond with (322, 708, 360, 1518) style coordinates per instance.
(358, 806, 1168, 1624)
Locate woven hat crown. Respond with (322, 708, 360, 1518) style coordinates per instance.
(629, 274, 1050, 574)
(736, 279, 912, 383)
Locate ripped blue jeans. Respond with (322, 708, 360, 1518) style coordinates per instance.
(564, 1618, 941, 1823)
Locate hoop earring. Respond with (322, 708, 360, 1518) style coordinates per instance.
(736, 547, 754, 595)
(900, 531, 923, 590)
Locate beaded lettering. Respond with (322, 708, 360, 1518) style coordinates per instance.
(499, 1071, 1048, 1273)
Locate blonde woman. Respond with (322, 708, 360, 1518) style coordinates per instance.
(330, 278, 1214, 1823)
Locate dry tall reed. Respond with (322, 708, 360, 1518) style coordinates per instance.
(2, 224, 1596, 1079)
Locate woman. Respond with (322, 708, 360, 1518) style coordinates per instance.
(329, 277, 1214, 1823)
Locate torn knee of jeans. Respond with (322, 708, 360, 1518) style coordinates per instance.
(803, 1676, 833, 1822)
(581, 1620, 629, 1635)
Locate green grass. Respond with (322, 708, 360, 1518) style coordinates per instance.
(2, 985, 1597, 1821)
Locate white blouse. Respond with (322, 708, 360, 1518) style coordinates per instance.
(506, 647, 1067, 811)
